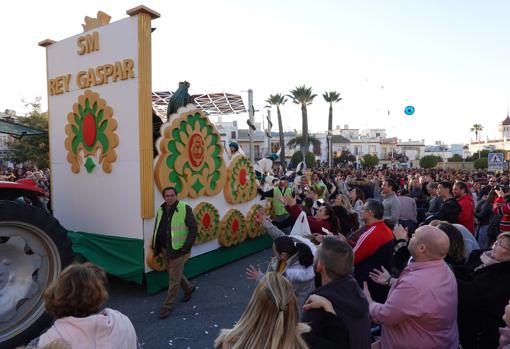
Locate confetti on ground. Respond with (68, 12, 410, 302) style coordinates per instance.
(194, 312, 199, 315)
(204, 330, 209, 334)
(150, 311, 154, 314)
(213, 324, 218, 327)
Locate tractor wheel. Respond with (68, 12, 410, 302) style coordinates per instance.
(0, 201, 73, 348)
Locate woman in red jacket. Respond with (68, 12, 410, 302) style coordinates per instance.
(282, 195, 340, 235)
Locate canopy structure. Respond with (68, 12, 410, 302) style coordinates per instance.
(152, 91, 246, 120)
(0, 119, 46, 139)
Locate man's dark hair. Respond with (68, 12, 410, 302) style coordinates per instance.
(384, 178, 398, 192)
(438, 181, 453, 194)
(454, 181, 468, 194)
(365, 199, 384, 219)
(317, 237, 353, 279)
(162, 187, 177, 196)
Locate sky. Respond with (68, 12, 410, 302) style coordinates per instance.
(2, 0, 510, 144)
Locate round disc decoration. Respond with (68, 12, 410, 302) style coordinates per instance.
(193, 202, 220, 244)
(64, 90, 119, 174)
(404, 105, 415, 115)
(245, 204, 265, 239)
(154, 109, 227, 199)
(224, 156, 257, 204)
(219, 209, 247, 247)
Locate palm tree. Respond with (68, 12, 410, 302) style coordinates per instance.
(323, 91, 342, 166)
(288, 85, 317, 163)
(265, 94, 287, 170)
(470, 124, 483, 142)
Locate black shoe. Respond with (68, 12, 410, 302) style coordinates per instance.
(182, 286, 196, 302)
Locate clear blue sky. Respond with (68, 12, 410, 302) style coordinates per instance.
(2, 0, 509, 144)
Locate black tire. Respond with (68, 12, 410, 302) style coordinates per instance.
(0, 200, 73, 349)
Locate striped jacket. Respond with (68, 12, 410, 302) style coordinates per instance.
(493, 196, 510, 233)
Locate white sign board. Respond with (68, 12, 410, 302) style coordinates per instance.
(45, 17, 142, 239)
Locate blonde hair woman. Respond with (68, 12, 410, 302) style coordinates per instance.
(215, 272, 310, 349)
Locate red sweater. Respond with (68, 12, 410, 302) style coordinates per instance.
(352, 221, 394, 266)
(286, 204, 333, 235)
(494, 197, 510, 233)
(456, 194, 475, 234)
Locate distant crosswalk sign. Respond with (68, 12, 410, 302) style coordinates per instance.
(488, 153, 504, 171)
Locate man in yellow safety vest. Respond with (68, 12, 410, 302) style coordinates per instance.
(258, 176, 293, 229)
(152, 187, 198, 319)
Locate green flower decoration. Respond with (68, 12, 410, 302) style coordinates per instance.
(245, 204, 265, 239)
(219, 209, 247, 247)
(224, 156, 257, 204)
(155, 109, 226, 199)
(193, 202, 220, 244)
(64, 90, 118, 173)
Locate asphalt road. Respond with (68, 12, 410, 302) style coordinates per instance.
(106, 248, 273, 349)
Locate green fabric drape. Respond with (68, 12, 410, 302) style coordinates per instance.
(67, 231, 144, 284)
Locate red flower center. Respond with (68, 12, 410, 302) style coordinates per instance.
(239, 168, 247, 186)
(83, 112, 97, 147)
(202, 213, 211, 229)
(188, 133, 205, 167)
(231, 219, 240, 234)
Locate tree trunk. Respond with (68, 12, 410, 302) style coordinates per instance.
(277, 105, 286, 170)
(328, 104, 333, 166)
(302, 102, 308, 166)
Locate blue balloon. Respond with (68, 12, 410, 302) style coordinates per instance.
(405, 106, 415, 115)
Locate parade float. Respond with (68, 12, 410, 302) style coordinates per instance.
(0, 6, 271, 347)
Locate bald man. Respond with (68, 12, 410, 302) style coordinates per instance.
(363, 226, 459, 349)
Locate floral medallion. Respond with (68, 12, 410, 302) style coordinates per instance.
(64, 90, 119, 173)
(155, 109, 226, 199)
(245, 204, 265, 239)
(193, 202, 220, 244)
(218, 209, 247, 247)
(223, 156, 257, 204)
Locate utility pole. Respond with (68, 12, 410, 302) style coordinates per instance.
(247, 89, 255, 162)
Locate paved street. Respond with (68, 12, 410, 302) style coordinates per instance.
(106, 248, 273, 349)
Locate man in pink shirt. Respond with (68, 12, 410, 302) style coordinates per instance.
(363, 225, 459, 349)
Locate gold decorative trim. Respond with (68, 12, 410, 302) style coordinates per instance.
(82, 11, 111, 32)
(40, 43, 53, 210)
(132, 8, 157, 219)
(38, 39, 56, 47)
(126, 5, 160, 19)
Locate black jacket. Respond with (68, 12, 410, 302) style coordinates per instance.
(302, 276, 371, 349)
(424, 197, 461, 224)
(474, 199, 493, 226)
(302, 310, 350, 349)
(154, 201, 197, 259)
(453, 250, 510, 349)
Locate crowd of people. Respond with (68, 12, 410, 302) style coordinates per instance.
(237, 166, 510, 348)
(15, 165, 510, 348)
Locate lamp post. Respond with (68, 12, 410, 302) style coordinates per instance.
(248, 89, 255, 162)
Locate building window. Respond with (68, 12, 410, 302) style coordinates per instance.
(231, 131, 236, 139)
